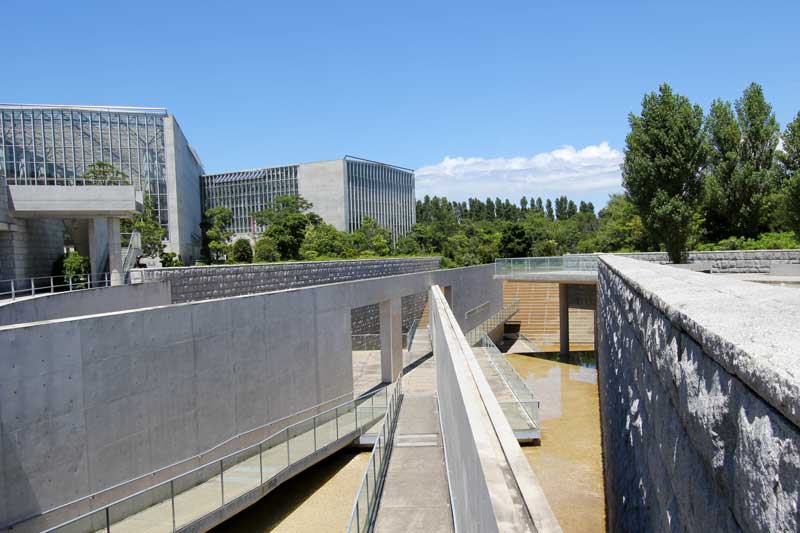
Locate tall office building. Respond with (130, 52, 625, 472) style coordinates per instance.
(0, 104, 204, 268)
(201, 156, 416, 240)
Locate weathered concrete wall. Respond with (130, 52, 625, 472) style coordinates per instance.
(597, 255, 800, 532)
(0, 264, 500, 529)
(132, 257, 441, 303)
(0, 281, 170, 326)
(615, 249, 800, 273)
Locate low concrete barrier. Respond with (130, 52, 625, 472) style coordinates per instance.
(430, 285, 560, 533)
(616, 249, 800, 273)
(0, 281, 170, 326)
(597, 255, 800, 531)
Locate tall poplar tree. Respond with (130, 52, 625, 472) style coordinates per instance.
(622, 83, 708, 262)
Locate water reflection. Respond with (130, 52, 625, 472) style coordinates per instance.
(211, 449, 369, 532)
(508, 352, 606, 533)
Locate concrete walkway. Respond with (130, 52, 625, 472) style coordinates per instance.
(374, 329, 455, 532)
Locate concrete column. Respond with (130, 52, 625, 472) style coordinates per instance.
(559, 283, 569, 356)
(380, 297, 403, 383)
(86, 216, 111, 279)
(107, 218, 122, 286)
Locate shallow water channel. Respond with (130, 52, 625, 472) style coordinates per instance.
(508, 352, 606, 533)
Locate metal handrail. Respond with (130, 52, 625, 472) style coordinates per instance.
(0, 272, 118, 301)
(45, 386, 390, 533)
(464, 299, 520, 345)
(346, 373, 404, 533)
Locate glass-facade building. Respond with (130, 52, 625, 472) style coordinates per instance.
(0, 104, 170, 233)
(345, 157, 415, 237)
(200, 157, 415, 240)
(200, 166, 299, 235)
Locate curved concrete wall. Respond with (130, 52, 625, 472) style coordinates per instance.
(0, 264, 500, 530)
(597, 255, 800, 532)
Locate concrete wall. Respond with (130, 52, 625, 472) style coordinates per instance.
(597, 255, 800, 532)
(430, 285, 559, 533)
(0, 264, 501, 529)
(164, 116, 204, 264)
(0, 281, 170, 327)
(297, 159, 347, 231)
(350, 291, 428, 335)
(132, 257, 441, 304)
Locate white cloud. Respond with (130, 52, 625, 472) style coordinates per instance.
(415, 142, 624, 205)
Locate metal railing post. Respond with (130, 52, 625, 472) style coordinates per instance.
(170, 480, 176, 532)
(50, 276, 54, 293)
(105, 506, 111, 533)
(286, 428, 291, 466)
(219, 460, 224, 507)
(336, 407, 340, 439)
(68, 277, 73, 291)
(10, 280, 14, 300)
(30, 278, 35, 296)
(313, 416, 317, 450)
(259, 443, 263, 486)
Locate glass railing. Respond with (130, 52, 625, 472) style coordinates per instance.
(346, 373, 403, 533)
(495, 255, 599, 277)
(464, 299, 520, 345)
(476, 334, 540, 432)
(46, 388, 390, 533)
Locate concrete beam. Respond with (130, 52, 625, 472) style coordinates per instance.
(8, 185, 142, 218)
(380, 297, 402, 383)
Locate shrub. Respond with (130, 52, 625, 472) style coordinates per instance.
(254, 236, 280, 263)
(231, 238, 253, 263)
(63, 251, 90, 281)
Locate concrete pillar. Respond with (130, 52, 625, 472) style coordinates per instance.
(107, 218, 122, 286)
(87, 216, 110, 279)
(380, 297, 403, 383)
(559, 283, 569, 356)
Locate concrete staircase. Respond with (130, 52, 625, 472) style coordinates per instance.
(503, 281, 594, 351)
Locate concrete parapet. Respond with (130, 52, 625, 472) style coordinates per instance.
(430, 285, 560, 533)
(614, 248, 800, 273)
(597, 255, 800, 532)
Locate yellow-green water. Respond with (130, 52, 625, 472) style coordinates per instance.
(211, 449, 369, 532)
(508, 353, 606, 533)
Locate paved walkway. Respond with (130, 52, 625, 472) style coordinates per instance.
(374, 329, 455, 532)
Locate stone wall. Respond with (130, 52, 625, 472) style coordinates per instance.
(597, 255, 800, 532)
(616, 249, 800, 273)
(131, 257, 441, 304)
(350, 291, 428, 336)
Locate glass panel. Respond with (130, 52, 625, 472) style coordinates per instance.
(261, 431, 289, 479)
(222, 446, 261, 504)
(108, 481, 171, 531)
(52, 508, 107, 533)
(173, 462, 222, 529)
(315, 408, 339, 449)
(288, 418, 315, 464)
(338, 401, 357, 435)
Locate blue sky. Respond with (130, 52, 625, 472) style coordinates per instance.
(5, 0, 800, 207)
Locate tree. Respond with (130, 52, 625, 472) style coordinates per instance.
(231, 238, 253, 263)
(499, 223, 529, 257)
(703, 83, 780, 239)
(254, 236, 280, 262)
(122, 194, 165, 258)
(63, 250, 90, 279)
(301, 222, 355, 259)
(778, 112, 800, 237)
(622, 83, 708, 262)
(254, 195, 320, 260)
(545, 199, 554, 220)
(352, 217, 391, 256)
(82, 161, 130, 185)
(204, 206, 233, 263)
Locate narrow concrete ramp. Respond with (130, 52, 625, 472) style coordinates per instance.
(374, 329, 454, 532)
